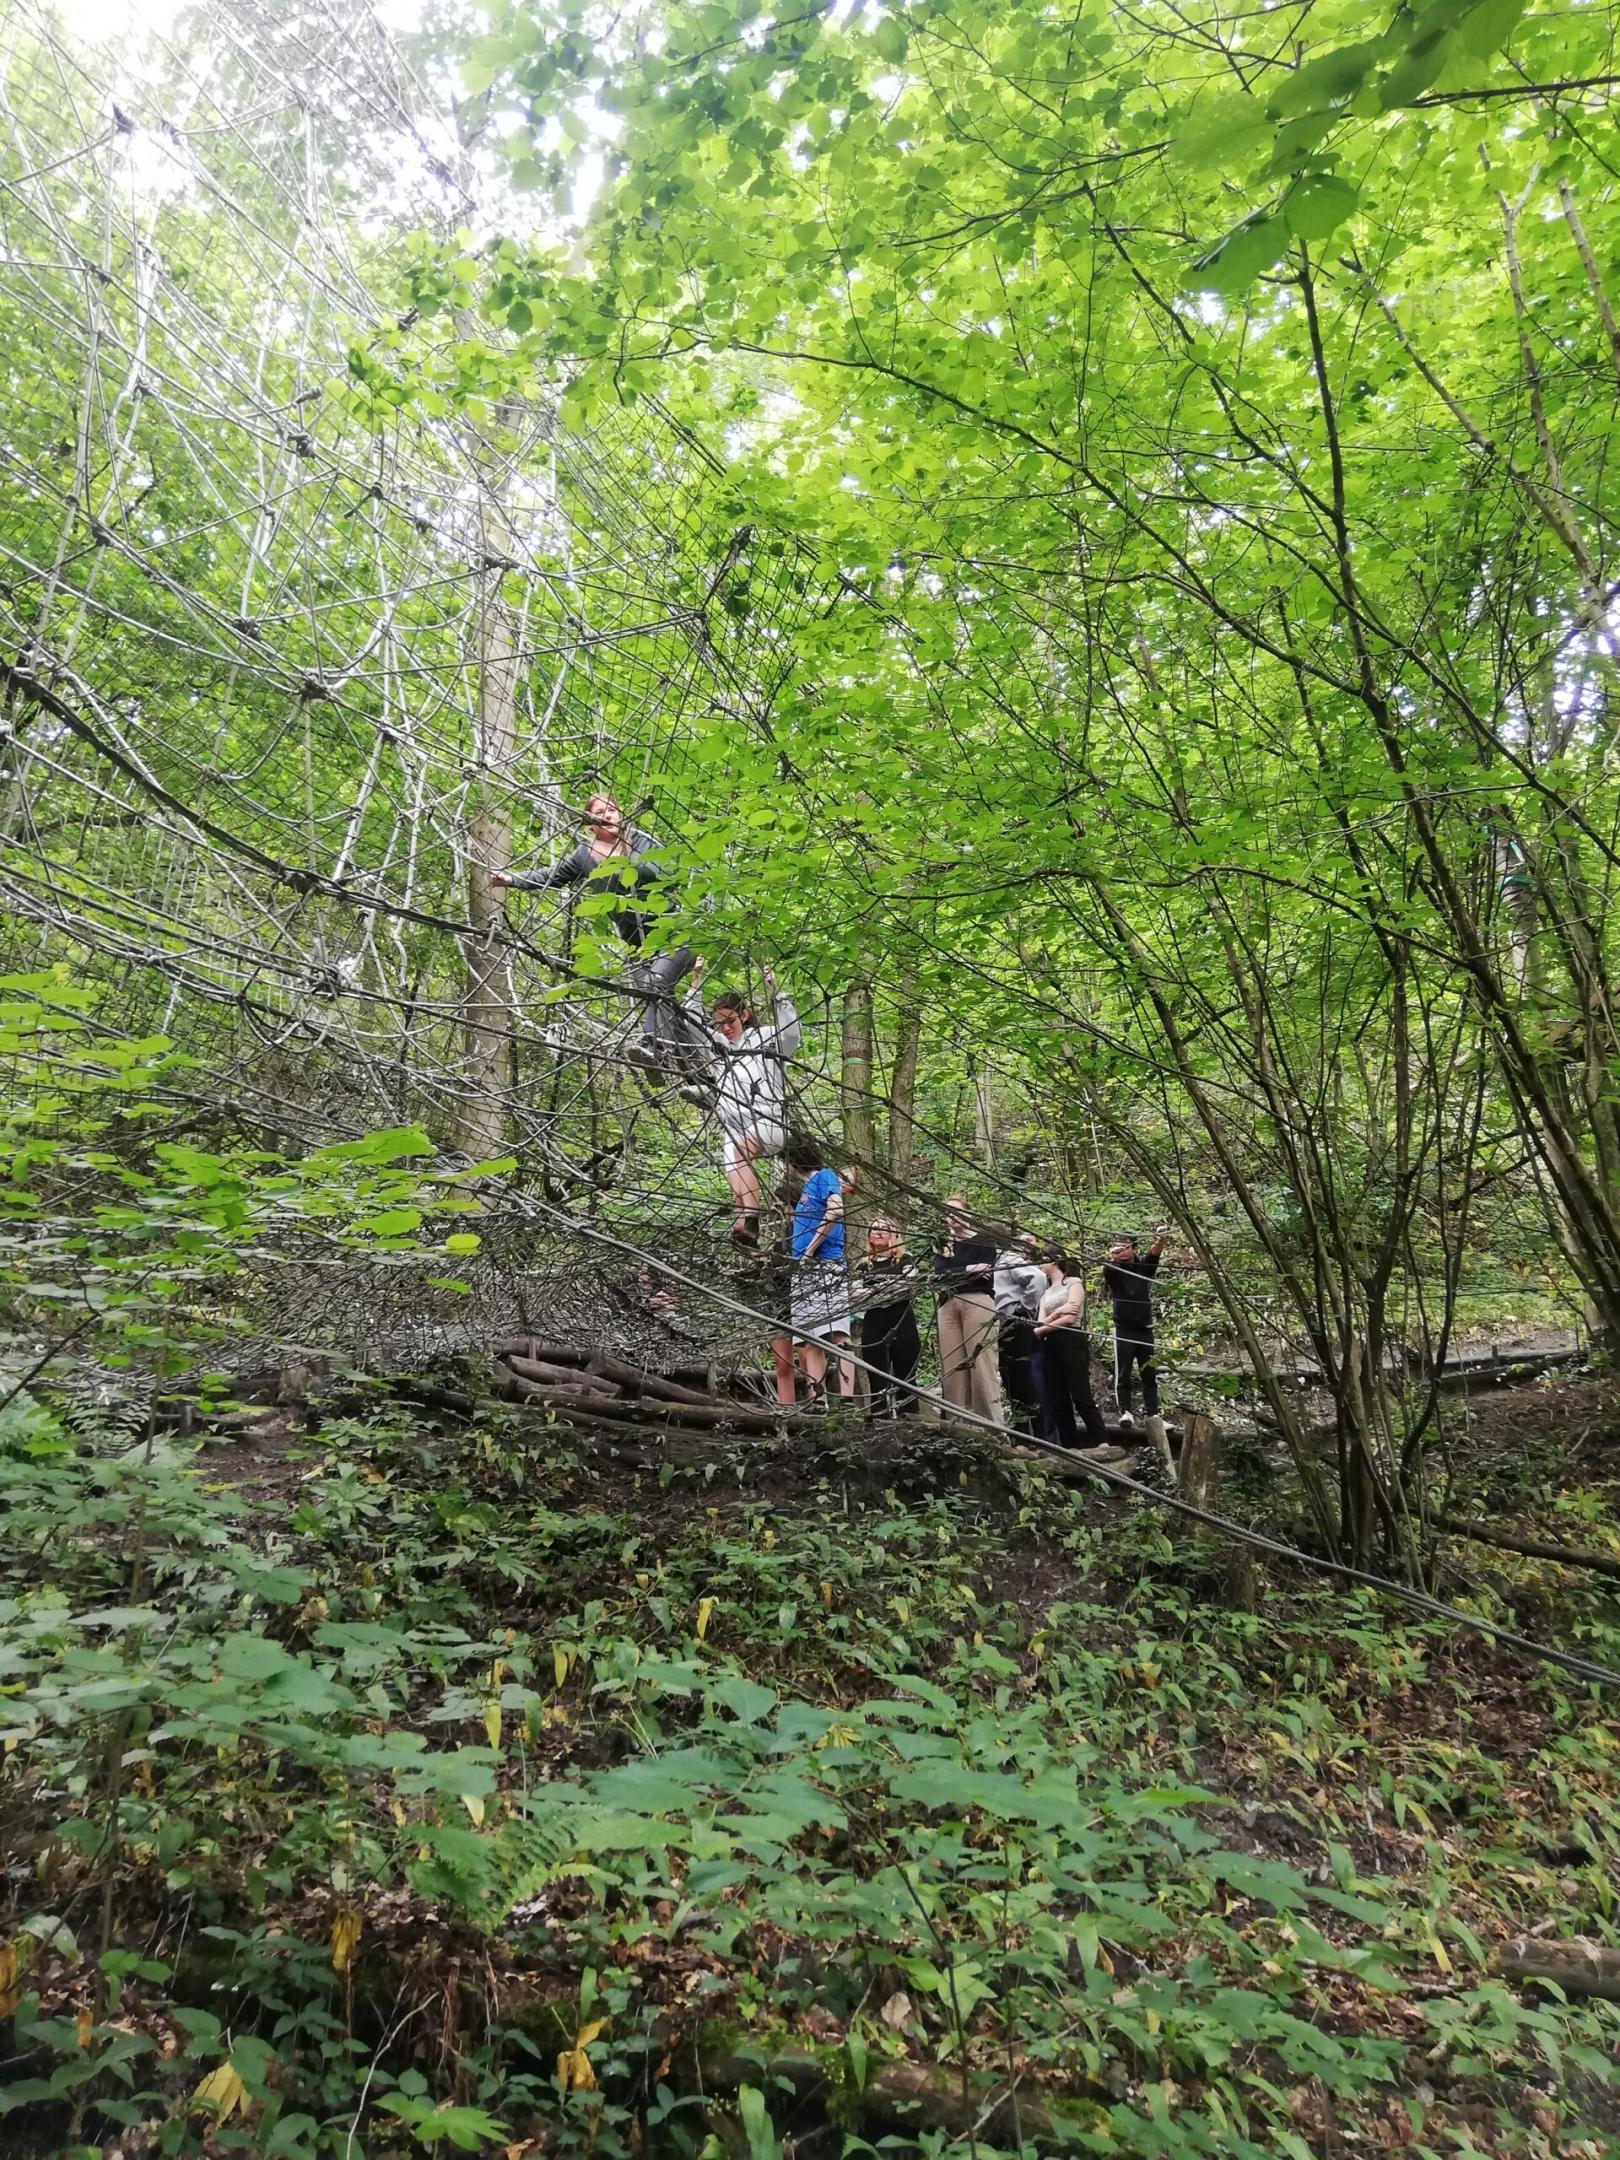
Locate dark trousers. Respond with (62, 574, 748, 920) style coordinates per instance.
(861, 1304, 920, 1416)
(1032, 1330, 1106, 1447)
(998, 1317, 1039, 1435)
(630, 946, 701, 1074)
(1113, 1328, 1160, 1417)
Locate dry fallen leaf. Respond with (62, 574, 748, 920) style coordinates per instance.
(330, 1906, 361, 1975)
(880, 1990, 914, 2031)
(191, 2060, 249, 2121)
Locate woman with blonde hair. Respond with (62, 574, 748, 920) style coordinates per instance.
(854, 1216, 921, 1418)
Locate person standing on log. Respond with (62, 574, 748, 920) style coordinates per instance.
(1031, 1254, 1107, 1448)
(1102, 1229, 1166, 1430)
(994, 1229, 1046, 1436)
(688, 959, 802, 1248)
(933, 1197, 1001, 1424)
(785, 1134, 854, 1408)
(853, 1217, 920, 1418)
(491, 792, 699, 1074)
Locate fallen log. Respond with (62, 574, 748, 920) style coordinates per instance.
(1435, 1515, 1620, 1585)
(1492, 1939, 1620, 2002)
(505, 1354, 619, 1394)
(585, 1353, 718, 1407)
(496, 1373, 792, 1436)
(662, 1360, 721, 1394)
(499, 1338, 591, 1369)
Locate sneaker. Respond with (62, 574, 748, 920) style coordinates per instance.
(1117, 1410, 1135, 1432)
(729, 1220, 760, 1250)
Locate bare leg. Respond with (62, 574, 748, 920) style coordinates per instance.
(770, 1333, 799, 1407)
(725, 1132, 762, 1232)
(828, 1332, 855, 1396)
(799, 1340, 829, 1390)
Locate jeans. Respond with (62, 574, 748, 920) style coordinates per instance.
(997, 1316, 1039, 1435)
(1032, 1329, 1106, 1447)
(627, 946, 702, 1074)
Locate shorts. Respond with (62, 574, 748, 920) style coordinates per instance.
(722, 1120, 786, 1173)
(789, 1261, 852, 1343)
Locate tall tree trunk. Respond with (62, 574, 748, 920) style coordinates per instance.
(455, 458, 520, 1160)
(972, 1063, 995, 1167)
(842, 977, 876, 1238)
(888, 979, 921, 1192)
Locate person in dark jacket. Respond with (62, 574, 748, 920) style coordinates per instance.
(933, 1197, 1001, 1422)
(1102, 1230, 1167, 1427)
(994, 1231, 1046, 1436)
(854, 1218, 921, 1417)
(491, 792, 698, 1071)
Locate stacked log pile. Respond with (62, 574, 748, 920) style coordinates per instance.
(490, 1338, 791, 1436)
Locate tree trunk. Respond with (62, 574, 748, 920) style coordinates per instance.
(455, 453, 520, 1161)
(842, 976, 876, 1209)
(888, 984, 921, 1189)
(972, 1061, 995, 1166)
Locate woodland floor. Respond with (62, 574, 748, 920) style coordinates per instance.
(3, 1372, 1619, 2159)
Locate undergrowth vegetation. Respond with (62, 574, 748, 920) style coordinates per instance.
(3, 1401, 1617, 2158)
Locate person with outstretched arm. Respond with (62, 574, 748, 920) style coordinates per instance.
(491, 791, 697, 1071)
(1031, 1253, 1108, 1448)
(688, 959, 801, 1248)
(933, 1197, 1001, 1424)
(1102, 1229, 1167, 1428)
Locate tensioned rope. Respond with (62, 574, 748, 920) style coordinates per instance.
(453, 1190, 1620, 1696)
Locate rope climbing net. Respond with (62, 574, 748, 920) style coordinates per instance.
(0, 0, 856, 1373)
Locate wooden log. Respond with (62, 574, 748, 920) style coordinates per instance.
(662, 1360, 721, 1394)
(1435, 1515, 1620, 1584)
(585, 1353, 717, 1406)
(500, 1374, 791, 1435)
(498, 1337, 590, 1368)
(1492, 1939, 1620, 2002)
(506, 1353, 619, 1394)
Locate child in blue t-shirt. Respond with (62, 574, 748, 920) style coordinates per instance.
(792, 1166, 845, 1263)
(782, 1137, 852, 1404)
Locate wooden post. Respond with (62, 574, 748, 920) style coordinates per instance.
(1177, 1410, 1220, 1507)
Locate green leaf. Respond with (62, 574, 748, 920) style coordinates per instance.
(1184, 212, 1289, 297)
(1453, 0, 1528, 59)
(1265, 38, 1383, 121)
(873, 16, 909, 65)
(707, 1674, 779, 1723)
(1284, 174, 1359, 243)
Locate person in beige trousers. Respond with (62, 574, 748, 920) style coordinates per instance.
(932, 1197, 1003, 1423)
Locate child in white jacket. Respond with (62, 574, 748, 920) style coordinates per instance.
(688, 961, 802, 1246)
